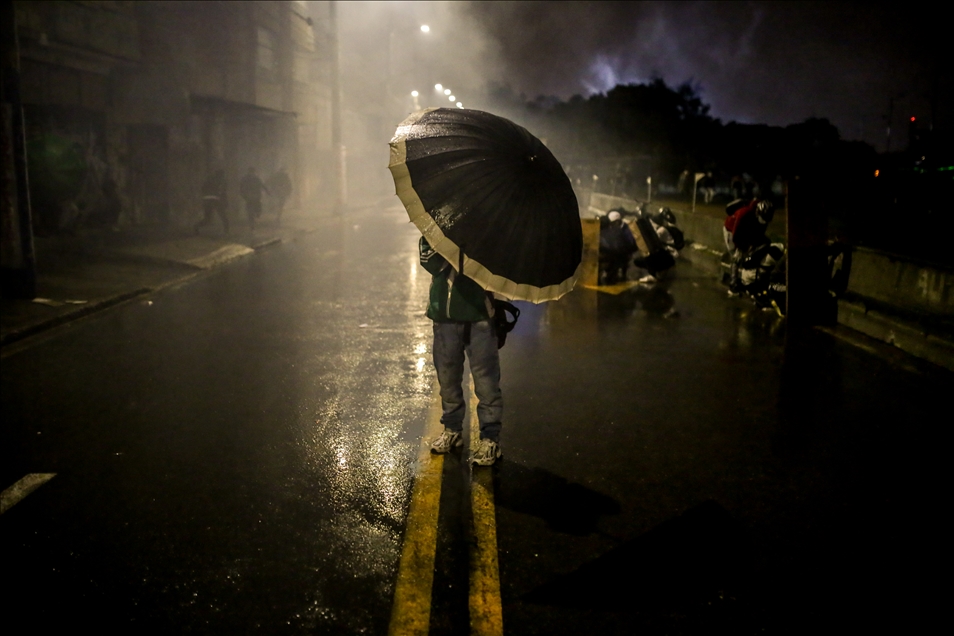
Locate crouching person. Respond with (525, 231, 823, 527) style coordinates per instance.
(599, 210, 637, 284)
(420, 237, 503, 466)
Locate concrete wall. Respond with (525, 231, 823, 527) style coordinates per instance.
(15, 1, 335, 230)
(838, 247, 954, 370)
(847, 247, 953, 316)
(585, 191, 730, 274)
(587, 192, 724, 247)
(587, 189, 953, 369)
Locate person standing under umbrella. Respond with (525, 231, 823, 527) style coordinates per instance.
(420, 237, 503, 466)
(389, 107, 584, 465)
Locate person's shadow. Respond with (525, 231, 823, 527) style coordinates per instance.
(493, 461, 621, 536)
(597, 282, 677, 320)
(521, 500, 754, 612)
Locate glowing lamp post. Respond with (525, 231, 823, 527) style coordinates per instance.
(692, 172, 705, 213)
(387, 24, 431, 113)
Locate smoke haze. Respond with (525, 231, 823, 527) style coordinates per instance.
(334, 1, 945, 151)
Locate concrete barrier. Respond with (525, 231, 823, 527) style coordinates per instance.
(584, 192, 729, 274)
(585, 191, 954, 370)
(846, 247, 953, 316)
(838, 247, 954, 370)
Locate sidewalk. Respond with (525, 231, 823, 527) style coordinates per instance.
(1, 208, 335, 347)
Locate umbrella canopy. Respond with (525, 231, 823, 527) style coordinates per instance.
(389, 107, 582, 303)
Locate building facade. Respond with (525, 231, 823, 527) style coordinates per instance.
(13, 0, 336, 234)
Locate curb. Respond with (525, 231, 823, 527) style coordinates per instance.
(836, 299, 954, 372)
(815, 324, 953, 376)
(1, 287, 152, 349)
(251, 237, 283, 250)
(186, 243, 255, 269)
(0, 226, 313, 352)
(98, 249, 203, 271)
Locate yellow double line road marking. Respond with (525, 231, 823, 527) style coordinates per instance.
(389, 386, 446, 635)
(389, 379, 504, 635)
(469, 379, 504, 635)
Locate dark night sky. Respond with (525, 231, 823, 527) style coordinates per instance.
(455, 1, 947, 151)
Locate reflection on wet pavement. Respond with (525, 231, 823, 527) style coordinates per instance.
(1, 206, 436, 633)
(2, 204, 947, 633)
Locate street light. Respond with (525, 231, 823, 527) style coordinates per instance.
(411, 90, 419, 97)
(443, 89, 451, 95)
(435, 84, 443, 91)
(448, 95, 455, 102)
(456, 102, 463, 108)
(387, 23, 432, 114)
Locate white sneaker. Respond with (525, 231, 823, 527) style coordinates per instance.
(430, 428, 462, 454)
(638, 274, 656, 284)
(472, 438, 502, 466)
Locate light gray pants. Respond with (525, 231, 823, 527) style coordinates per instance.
(432, 320, 503, 441)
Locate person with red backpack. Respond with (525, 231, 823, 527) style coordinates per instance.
(726, 199, 775, 294)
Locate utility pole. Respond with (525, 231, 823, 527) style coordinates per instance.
(691, 172, 705, 214)
(885, 96, 894, 154)
(329, 1, 345, 215)
(884, 92, 907, 154)
(1, 1, 36, 299)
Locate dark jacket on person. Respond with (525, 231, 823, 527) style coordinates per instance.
(731, 200, 769, 253)
(240, 173, 267, 201)
(268, 171, 292, 199)
(600, 220, 637, 256)
(202, 172, 227, 200)
(420, 236, 493, 322)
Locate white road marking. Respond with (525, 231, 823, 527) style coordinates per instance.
(1, 473, 56, 514)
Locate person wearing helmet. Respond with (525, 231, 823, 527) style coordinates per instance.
(599, 210, 637, 284)
(651, 207, 684, 251)
(727, 199, 775, 294)
(733, 199, 774, 253)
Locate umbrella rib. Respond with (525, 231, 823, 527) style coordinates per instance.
(390, 108, 582, 301)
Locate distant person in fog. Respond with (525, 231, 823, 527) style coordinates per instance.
(677, 169, 689, 197)
(730, 175, 745, 201)
(239, 167, 269, 230)
(195, 169, 229, 235)
(701, 172, 715, 203)
(267, 167, 292, 224)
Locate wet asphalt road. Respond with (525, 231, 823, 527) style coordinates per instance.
(2, 205, 948, 634)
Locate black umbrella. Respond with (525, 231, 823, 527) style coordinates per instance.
(389, 107, 582, 303)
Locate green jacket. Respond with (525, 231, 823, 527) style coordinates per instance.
(419, 237, 493, 322)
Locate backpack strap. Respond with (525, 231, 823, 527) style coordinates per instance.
(491, 299, 520, 349)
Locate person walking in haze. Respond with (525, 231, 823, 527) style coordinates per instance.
(267, 167, 292, 224)
(420, 236, 504, 466)
(702, 172, 716, 203)
(195, 169, 229, 235)
(239, 167, 269, 230)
